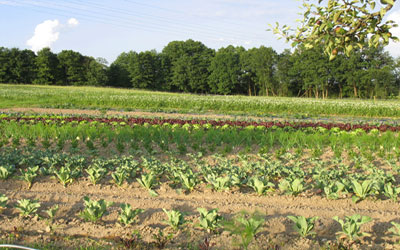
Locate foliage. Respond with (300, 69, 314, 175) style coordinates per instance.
(118, 203, 144, 226)
(197, 208, 223, 233)
(19, 166, 39, 189)
(15, 199, 41, 218)
(162, 209, 186, 231)
(333, 214, 372, 243)
(0, 194, 8, 212)
(223, 211, 265, 250)
(287, 215, 319, 238)
(45, 205, 59, 222)
(80, 196, 113, 223)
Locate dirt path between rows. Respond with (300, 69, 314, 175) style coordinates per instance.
(0, 178, 398, 249)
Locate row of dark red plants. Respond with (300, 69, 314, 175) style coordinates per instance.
(1, 116, 399, 132)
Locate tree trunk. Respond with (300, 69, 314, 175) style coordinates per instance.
(353, 83, 358, 98)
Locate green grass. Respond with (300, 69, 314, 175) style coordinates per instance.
(2, 84, 400, 117)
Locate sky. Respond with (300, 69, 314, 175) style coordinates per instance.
(1, 0, 400, 64)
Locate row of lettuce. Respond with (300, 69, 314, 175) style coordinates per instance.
(1, 113, 400, 133)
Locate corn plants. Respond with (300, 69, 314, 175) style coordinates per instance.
(223, 211, 264, 250)
(80, 196, 113, 223)
(15, 199, 41, 218)
(118, 203, 144, 226)
(163, 209, 186, 231)
(333, 214, 372, 244)
(287, 215, 318, 238)
(197, 208, 223, 233)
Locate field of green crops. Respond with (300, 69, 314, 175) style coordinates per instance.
(3, 84, 400, 117)
(1, 85, 400, 249)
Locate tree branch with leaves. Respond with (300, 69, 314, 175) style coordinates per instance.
(270, 0, 398, 60)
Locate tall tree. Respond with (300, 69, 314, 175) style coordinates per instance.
(162, 39, 215, 93)
(108, 51, 137, 88)
(85, 57, 109, 86)
(33, 48, 61, 85)
(58, 50, 86, 85)
(130, 50, 162, 90)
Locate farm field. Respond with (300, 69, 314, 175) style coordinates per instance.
(2, 86, 400, 249)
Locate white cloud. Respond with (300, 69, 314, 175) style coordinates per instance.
(68, 18, 79, 27)
(386, 11, 400, 57)
(26, 18, 79, 53)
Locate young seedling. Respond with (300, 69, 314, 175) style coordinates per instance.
(19, 166, 39, 189)
(80, 196, 113, 223)
(137, 172, 158, 197)
(383, 182, 400, 202)
(205, 174, 231, 192)
(45, 205, 59, 222)
(323, 181, 345, 200)
(54, 166, 74, 187)
(248, 177, 275, 195)
(178, 171, 199, 192)
(197, 208, 223, 233)
(15, 199, 41, 218)
(111, 169, 128, 187)
(162, 208, 186, 231)
(118, 203, 144, 226)
(152, 228, 174, 249)
(389, 222, 400, 244)
(0, 194, 8, 212)
(287, 215, 318, 238)
(333, 214, 372, 244)
(86, 166, 107, 185)
(279, 177, 306, 196)
(0, 164, 15, 179)
(224, 211, 265, 250)
(351, 179, 375, 203)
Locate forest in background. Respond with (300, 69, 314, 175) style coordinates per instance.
(1, 39, 399, 99)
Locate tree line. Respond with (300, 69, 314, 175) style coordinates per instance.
(1, 39, 399, 98)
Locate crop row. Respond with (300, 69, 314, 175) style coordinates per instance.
(1, 150, 399, 202)
(2, 114, 400, 132)
(1, 193, 399, 249)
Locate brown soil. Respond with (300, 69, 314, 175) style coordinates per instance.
(0, 176, 399, 249)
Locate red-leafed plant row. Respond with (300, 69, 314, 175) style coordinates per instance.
(1, 115, 399, 132)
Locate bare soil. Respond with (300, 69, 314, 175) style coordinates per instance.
(0, 176, 399, 249)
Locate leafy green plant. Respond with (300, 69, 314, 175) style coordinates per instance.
(223, 211, 265, 250)
(248, 177, 275, 195)
(178, 171, 199, 192)
(351, 179, 375, 203)
(137, 172, 158, 196)
(54, 166, 75, 187)
(197, 208, 223, 233)
(19, 166, 39, 189)
(80, 196, 113, 223)
(333, 214, 372, 244)
(383, 182, 400, 202)
(86, 166, 107, 185)
(15, 199, 41, 218)
(323, 181, 345, 200)
(111, 169, 128, 187)
(205, 174, 231, 192)
(0, 194, 8, 212)
(0, 164, 15, 179)
(45, 205, 59, 222)
(118, 203, 144, 226)
(163, 208, 186, 231)
(152, 228, 174, 249)
(287, 215, 318, 238)
(279, 177, 305, 196)
(388, 222, 400, 244)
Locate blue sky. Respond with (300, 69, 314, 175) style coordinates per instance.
(1, 0, 400, 63)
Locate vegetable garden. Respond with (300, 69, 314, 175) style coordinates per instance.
(1, 89, 400, 249)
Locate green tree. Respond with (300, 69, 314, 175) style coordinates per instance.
(271, 0, 398, 59)
(108, 51, 137, 88)
(130, 50, 162, 89)
(208, 46, 245, 95)
(33, 48, 61, 85)
(162, 39, 215, 93)
(58, 50, 86, 85)
(85, 57, 109, 86)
